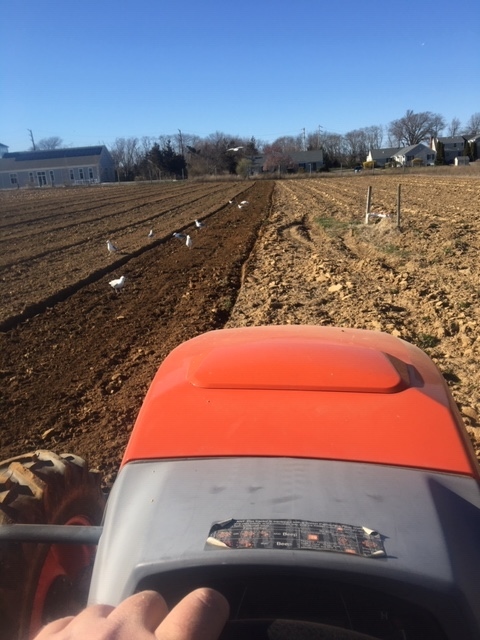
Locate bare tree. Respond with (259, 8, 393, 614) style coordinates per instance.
(447, 117, 462, 137)
(124, 137, 140, 172)
(139, 136, 155, 156)
(262, 143, 294, 173)
(343, 129, 368, 165)
(109, 138, 125, 180)
(306, 132, 321, 150)
(36, 136, 64, 150)
(109, 137, 140, 181)
(388, 110, 445, 146)
(364, 125, 383, 151)
(202, 131, 230, 174)
(320, 131, 344, 167)
(272, 135, 303, 153)
(464, 112, 480, 136)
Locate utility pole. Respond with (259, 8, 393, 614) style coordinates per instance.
(317, 125, 323, 149)
(302, 128, 306, 151)
(178, 129, 184, 157)
(28, 129, 36, 150)
(178, 129, 185, 180)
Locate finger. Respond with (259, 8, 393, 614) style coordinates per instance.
(157, 588, 229, 640)
(33, 616, 74, 638)
(33, 605, 114, 638)
(106, 591, 169, 632)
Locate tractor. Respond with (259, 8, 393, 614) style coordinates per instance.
(1, 325, 480, 639)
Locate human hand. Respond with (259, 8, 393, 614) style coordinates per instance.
(34, 588, 230, 640)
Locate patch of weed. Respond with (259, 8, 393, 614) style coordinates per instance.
(217, 296, 234, 312)
(381, 243, 409, 259)
(316, 217, 351, 235)
(416, 333, 441, 350)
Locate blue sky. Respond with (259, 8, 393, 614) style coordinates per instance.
(1, 0, 479, 151)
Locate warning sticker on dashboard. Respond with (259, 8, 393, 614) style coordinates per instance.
(205, 519, 386, 558)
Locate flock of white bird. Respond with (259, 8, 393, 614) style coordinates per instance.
(106, 197, 249, 294)
(229, 199, 249, 209)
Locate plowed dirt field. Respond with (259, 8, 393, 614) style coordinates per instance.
(1, 173, 479, 485)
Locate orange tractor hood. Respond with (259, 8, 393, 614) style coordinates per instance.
(122, 325, 479, 477)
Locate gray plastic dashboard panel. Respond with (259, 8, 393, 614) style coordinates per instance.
(89, 457, 480, 638)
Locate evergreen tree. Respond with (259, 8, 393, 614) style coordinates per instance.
(435, 141, 445, 165)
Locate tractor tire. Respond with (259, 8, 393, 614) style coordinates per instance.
(0, 450, 106, 640)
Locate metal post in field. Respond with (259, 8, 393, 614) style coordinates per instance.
(365, 185, 372, 223)
(396, 184, 401, 228)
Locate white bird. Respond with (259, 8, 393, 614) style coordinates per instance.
(107, 239, 118, 253)
(194, 219, 205, 228)
(240, 200, 249, 205)
(227, 146, 244, 152)
(148, 229, 154, 238)
(185, 234, 192, 249)
(228, 199, 235, 205)
(109, 275, 126, 293)
(173, 232, 186, 240)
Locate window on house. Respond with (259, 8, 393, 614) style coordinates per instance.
(70, 169, 75, 180)
(10, 174, 18, 185)
(29, 172, 35, 183)
(49, 170, 55, 184)
(79, 168, 84, 180)
(88, 167, 94, 180)
(37, 171, 47, 186)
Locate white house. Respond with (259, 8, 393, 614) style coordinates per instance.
(0, 146, 116, 189)
(391, 143, 436, 167)
(366, 147, 401, 167)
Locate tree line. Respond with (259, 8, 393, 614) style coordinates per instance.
(31, 110, 480, 179)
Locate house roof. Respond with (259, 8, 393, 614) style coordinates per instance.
(0, 146, 112, 172)
(3, 146, 106, 162)
(290, 150, 324, 163)
(394, 143, 430, 156)
(436, 136, 465, 145)
(368, 147, 400, 160)
(252, 150, 324, 166)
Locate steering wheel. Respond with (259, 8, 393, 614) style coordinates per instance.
(220, 619, 380, 639)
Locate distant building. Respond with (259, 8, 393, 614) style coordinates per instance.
(366, 147, 400, 167)
(251, 149, 324, 174)
(0, 143, 8, 158)
(391, 143, 436, 167)
(430, 135, 480, 164)
(430, 136, 466, 164)
(290, 150, 325, 173)
(0, 146, 115, 189)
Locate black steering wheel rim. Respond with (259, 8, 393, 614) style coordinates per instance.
(220, 618, 380, 640)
